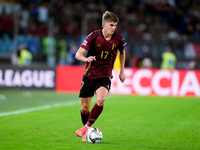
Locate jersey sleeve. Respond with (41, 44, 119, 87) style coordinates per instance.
(80, 31, 97, 51)
(119, 37, 127, 52)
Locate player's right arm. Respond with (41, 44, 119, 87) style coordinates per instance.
(75, 47, 96, 63)
(119, 49, 126, 83)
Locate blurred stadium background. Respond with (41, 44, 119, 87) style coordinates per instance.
(0, 0, 200, 69)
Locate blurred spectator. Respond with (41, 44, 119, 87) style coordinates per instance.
(187, 60, 197, 70)
(37, 2, 48, 23)
(42, 36, 57, 66)
(42, 36, 56, 59)
(66, 42, 80, 65)
(132, 55, 140, 68)
(0, 10, 13, 36)
(160, 46, 176, 70)
(19, 6, 29, 34)
(17, 43, 33, 67)
(141, 46, 153, 68)
(167, 28, 180, 40)
(3, 1, 14, 15)
(57, 36, 67, 65)
(143, 58, 153, 68)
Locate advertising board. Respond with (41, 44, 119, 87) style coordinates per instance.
(0, 65, 55, 89)
(56, 66, 200, 97)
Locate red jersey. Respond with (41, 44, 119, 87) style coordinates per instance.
(80, 29, 127, 79)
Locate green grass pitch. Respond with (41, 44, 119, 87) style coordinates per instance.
(0, 90, 200, 150)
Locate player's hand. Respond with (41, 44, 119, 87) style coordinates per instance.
(119, 71, 126, 83)
(85, 56, 96, 62)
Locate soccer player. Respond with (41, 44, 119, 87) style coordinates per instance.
(75, 11, 127, 141)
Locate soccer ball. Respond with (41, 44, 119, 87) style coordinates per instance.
(86, 127, 103, 143)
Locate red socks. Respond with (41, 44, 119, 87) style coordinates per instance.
(86, 103, 103, 127)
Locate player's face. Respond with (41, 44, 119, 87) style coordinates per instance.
(103, 21, 118, 35)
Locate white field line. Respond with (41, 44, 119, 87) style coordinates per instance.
(0, 95, 119, 117)
(0, 99, 80, 117)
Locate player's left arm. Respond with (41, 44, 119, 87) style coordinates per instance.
(119, 49, 126, 83)
(75, 47, 96, 62)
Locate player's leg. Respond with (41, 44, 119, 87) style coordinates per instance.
(80, 97, 92, 125)
(79, 87, 108, 140)
(76, 75, 95, 137)
(96, 86, 109, 106)
(86, 86, 108, 127)
(76, 87, 108, 138)
(85, 77, 111, 127)
(78, 75, 94, 126)
(76, 97, 92, 139)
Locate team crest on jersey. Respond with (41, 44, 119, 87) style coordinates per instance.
(112, 44, 116, 50)
(82, 40, 88, 46)
(96, 43, 102, 47)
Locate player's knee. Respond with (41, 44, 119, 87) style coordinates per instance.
(81, 106, 89, 114)
(96, 98, 105, 106)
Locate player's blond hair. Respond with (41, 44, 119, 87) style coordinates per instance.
(102, 11, 119, 23)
